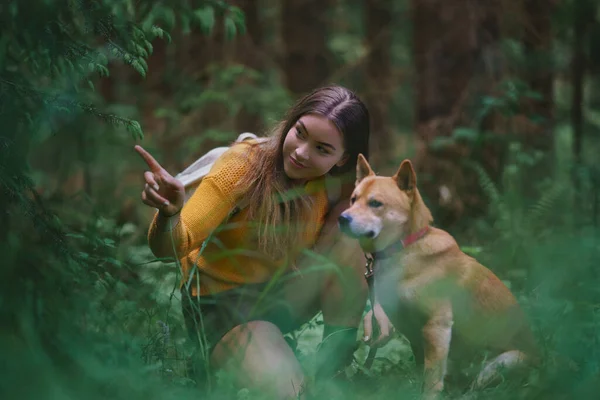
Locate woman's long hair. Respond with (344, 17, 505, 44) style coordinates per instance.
(237, 85, 370, 260)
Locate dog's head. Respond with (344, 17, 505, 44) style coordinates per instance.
(338, 154, 432, 252)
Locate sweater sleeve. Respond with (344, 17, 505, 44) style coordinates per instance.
(147, 143, 251, 259)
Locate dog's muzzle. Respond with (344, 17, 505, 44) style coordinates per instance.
(338, 213, 376, 239)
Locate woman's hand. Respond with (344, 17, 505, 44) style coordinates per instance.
(135, 145, 185, 217)
(363, 302, 396, 348)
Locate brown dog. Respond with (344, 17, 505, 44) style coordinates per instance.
(338, 155, 538, 398)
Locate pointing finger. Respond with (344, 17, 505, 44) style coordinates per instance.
(135, 145, 163, 172)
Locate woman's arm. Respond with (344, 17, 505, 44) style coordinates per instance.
(147, 146, 249, 259)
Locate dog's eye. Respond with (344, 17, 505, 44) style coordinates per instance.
(350, 196, 356, 205)
(368, 199, 383, 208)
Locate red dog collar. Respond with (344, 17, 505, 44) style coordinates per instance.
(372, 225, 431, 260)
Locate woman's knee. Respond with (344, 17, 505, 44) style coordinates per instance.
(324, 234, 368, 293)
(319, 236, 369, 326)
(211, 321, 306, 398)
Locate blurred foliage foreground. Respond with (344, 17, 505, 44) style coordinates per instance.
(1, 1, 600, 400)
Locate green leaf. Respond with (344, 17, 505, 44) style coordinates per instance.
(460, 246, 483, 256)
(481, 96, 504, 108)
(66, 233, 86, 240)
(131, 59, 146, 77)
(132, 26, 145, 41)
(228, 6, 246, 35)
(224, 16, 237, 40)
(194, 6, 215, 34)
(137, 57, 148, 73)
(151, 25, 164, 39)
(162, 8, 176, 29)
(154, 108, 179, 119)
(96, 64, 109, 77)
(144, 39, 153, 55)
(126, 120, 144, 140)
(96, 52, 108, 65)
(135, 43, 148, 58)
(429, 136, 455, 151)
(452, 127, 479, 142)
(181, 14, 191, 34)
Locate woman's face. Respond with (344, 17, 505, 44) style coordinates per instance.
(282, 113, 347, 183)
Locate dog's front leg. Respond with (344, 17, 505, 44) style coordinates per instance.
(421, 302, 453, 400)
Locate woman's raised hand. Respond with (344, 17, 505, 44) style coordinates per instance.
(135, 145, 185, 217)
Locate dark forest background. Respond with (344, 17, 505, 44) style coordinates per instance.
(1, 1, 600, 399)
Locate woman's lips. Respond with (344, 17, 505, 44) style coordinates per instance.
(289, 156, 306, 169)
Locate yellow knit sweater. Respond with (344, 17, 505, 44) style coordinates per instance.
(147, 141, 329, 296)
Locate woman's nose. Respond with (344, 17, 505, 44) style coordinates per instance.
(295, 144, 309, 161)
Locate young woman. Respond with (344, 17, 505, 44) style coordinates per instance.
(135, 86, 371, 398)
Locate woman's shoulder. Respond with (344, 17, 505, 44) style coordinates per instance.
(205, 137, 269, 180)
(209, 139, 257, 168)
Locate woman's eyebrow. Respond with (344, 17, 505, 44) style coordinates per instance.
(297, 120, 337, 151)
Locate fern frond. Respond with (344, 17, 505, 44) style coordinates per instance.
(468, 161, 515, 237)
(469, 161, 501, 206)
(528, 181, 567, 227)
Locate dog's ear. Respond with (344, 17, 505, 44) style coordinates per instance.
(356, 153, 375, 185)
(394, 159, 417, 193)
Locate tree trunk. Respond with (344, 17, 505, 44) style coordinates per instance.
(364, 0, 394, 170)
(233, 0, 265, 135)
(282, 0, 333, 95)
(571, 0, 596, 167)
(571, 6, 585, 168)
(411, 0, 502, 226)
(570, 0, 598, 224)
(520, 0, 556, 164)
